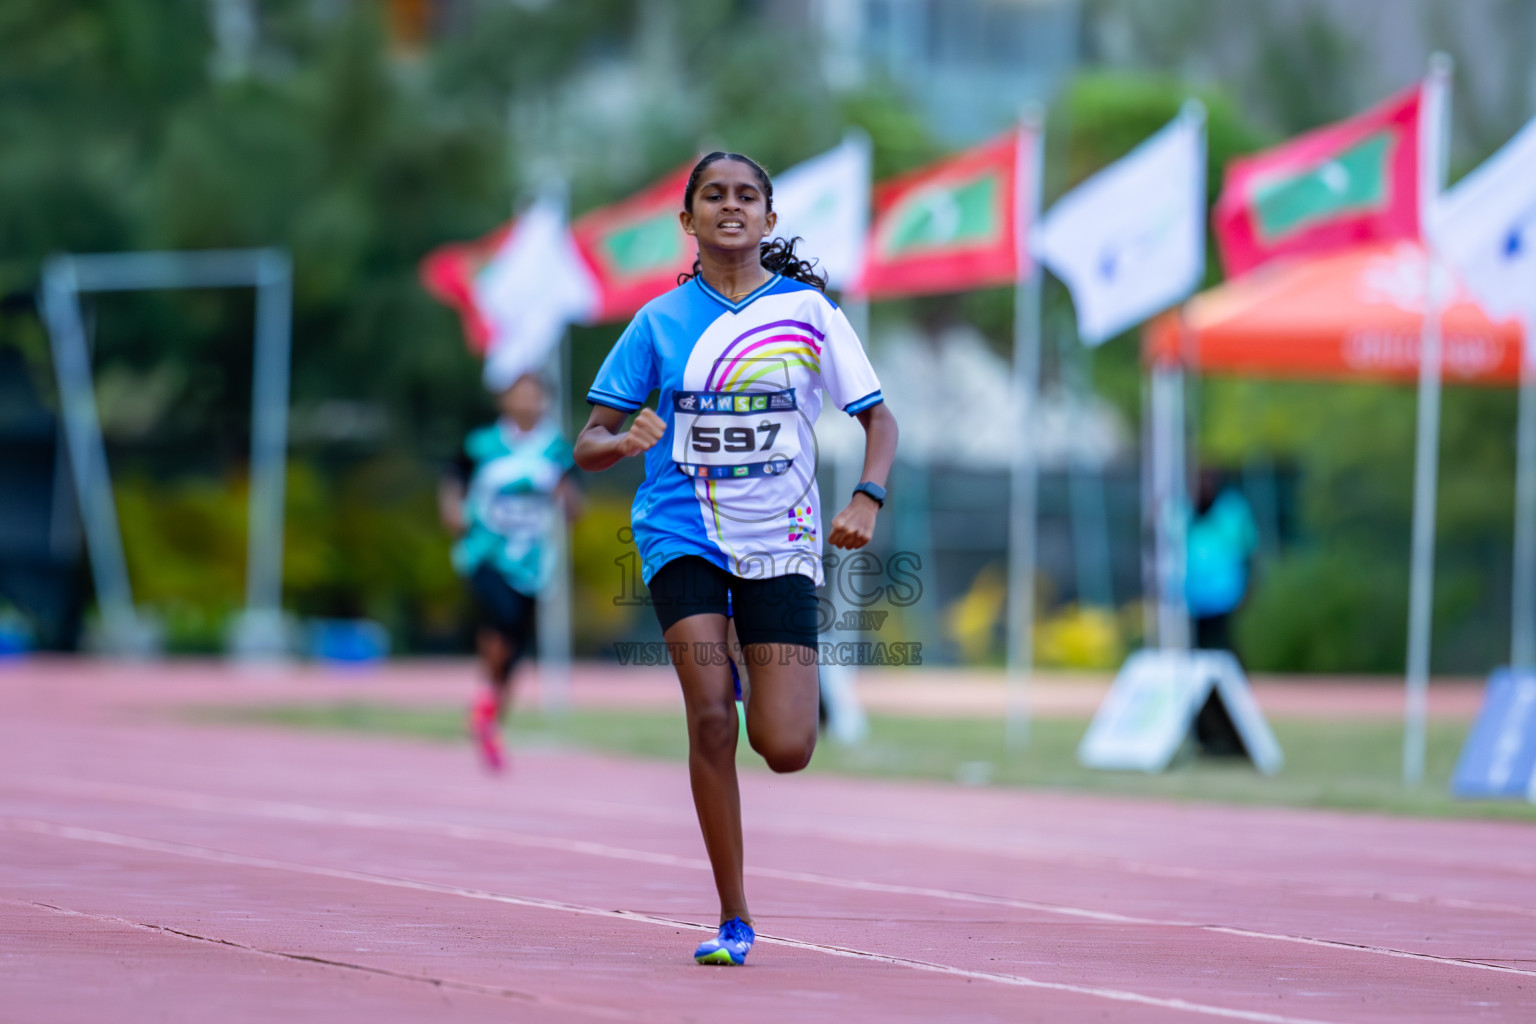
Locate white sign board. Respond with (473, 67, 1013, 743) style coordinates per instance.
(1078, 649, 1283, 775)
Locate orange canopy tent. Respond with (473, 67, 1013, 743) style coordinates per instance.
(1144, 241, 1525, 384)
(1139, 238, 1535, 788)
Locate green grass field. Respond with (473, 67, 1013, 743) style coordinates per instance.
(192, 703, 1536, 822)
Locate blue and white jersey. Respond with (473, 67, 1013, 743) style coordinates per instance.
(588, 274, 883, 586)
(452, 420, 574, 596)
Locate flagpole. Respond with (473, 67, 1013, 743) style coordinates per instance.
(1005, 104, 1046, 749)
(811, 129, 875, 745)
(538, 179, 574, 715)
(1513, 352, 1536, 670)
(1140, 373, 1159, 645)
(1403, 53, 1454, 786)
(1160, 100, 1205, 656)
(825, 293, 871, 745)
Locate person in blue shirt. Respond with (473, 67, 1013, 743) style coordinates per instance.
(1186, 469, 1258, 653)
(575, 152, 898, 966)
(441, 370, 580, 772)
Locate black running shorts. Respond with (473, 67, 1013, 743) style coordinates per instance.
(647, 556, 819, 649)
(468, 563, 537, 656)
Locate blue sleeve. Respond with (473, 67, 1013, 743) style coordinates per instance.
(587, 314, 657, 412)
(818, 302, 883, 415)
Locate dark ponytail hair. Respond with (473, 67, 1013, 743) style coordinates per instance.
(677, 151, 829, 293)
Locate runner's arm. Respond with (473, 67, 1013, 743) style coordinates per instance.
(438, 451, 473, 534)
(574, 405, 667, 472)
(828, 402, 898, 549)
(556, 473, 585, 523)
(438, 477, 466, 534)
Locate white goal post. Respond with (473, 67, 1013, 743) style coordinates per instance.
(40, 249, 293, 657)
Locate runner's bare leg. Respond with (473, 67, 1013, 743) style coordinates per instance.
(740, 644, 818, 773)
(665, 613, 750, 924)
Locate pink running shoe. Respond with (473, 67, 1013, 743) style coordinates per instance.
(469, 693, 505, 773)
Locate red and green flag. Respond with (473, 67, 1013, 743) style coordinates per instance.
(1214, 83, 1429, 277)
(419, 221, 515, 353)
(420, 193, 598, 383)
(573, 162, 696, 322)
(856, 129, 1034, 298)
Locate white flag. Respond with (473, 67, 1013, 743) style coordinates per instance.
(478, 192, 599, 392)
(1035, 107, 1206, 345)
(1434, 115, 1536, 359)
(769, 135, 871, 291)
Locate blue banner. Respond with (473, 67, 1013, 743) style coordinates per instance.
(1451, 669, 1536, 800)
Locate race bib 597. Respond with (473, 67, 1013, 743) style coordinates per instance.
(671, 388, 799, 480)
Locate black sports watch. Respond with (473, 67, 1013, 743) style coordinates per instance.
(852, 481, 887, 508)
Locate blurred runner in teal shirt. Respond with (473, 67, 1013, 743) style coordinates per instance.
(1187, 470, 1257, 653)
(440, 371, 580, 772)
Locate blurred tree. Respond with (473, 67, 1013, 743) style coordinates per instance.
(1034, 68, 1520, 674)
(1249, 6, 1363, 135)
(0, 0, 938, 652)
(1200, 338, 1520, 674)
(1081, 0, 1221, 75)
(0, 0, 520, 648)
(0, 0, 511, 445)
(7, 0, 1514, 670)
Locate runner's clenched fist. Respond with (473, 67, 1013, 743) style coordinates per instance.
(619, 407, 666, 457)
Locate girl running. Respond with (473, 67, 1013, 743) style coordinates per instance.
(441, 370, 580, 772)
(574, 152, 897, 965)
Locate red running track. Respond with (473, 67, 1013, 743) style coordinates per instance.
(1, 662, 1532, 1023)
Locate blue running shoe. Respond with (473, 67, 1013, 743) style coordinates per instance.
(693, 917, 754, 965)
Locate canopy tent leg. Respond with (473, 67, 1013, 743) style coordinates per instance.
(1063, 326, 1115, 609)
(1151, 362, 1190, 653)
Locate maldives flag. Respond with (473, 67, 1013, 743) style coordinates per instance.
(1215, 83, 1431, 277)
(857, 129, 1034, 298)
(419, 193, 597, 359)
(572, 162, 696, 322)
(420, 222, 516, 354)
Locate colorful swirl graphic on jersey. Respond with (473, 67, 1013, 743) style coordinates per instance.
(706, 319, 825, 392)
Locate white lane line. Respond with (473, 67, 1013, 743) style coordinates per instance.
(6, 776, 1533, 977)
(115, 771, 1536, 922)
(15, 898, 636, 1021)
(734, 816, 1536, 921)
(3, 817, 1348, 1024)
(454, 782, 1536, 887)
(1204, 926, 1532, 973)
(17, 775, 1535, 922)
